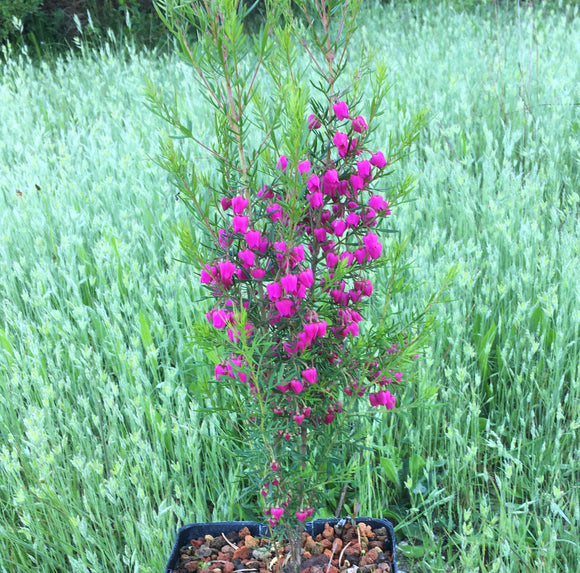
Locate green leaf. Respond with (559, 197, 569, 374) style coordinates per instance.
(379, 457, 400, 487)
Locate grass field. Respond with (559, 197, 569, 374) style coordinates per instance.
(0, 2, 579, 571)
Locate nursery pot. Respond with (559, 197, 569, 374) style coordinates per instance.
(165, 517, 397, 573)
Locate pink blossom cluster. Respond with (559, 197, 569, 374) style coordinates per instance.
(199, 100, 403, 523)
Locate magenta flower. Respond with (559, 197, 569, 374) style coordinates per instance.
(271, 507, 285, 521)
(352, 115, 368, 133)
(258, 185, 274, 199)
(357, 160, 372, 179)
(277, 155, 288, 172)
(333, 101, 349, 120)
(346, 212, 360, 227)
(217, 260, 236, 286)
(267, 282, 282, 301)
(298, 268, 314, 287)
(238, 249, 255, 268)
(231, 195, 249, 214)
(280, 274, 298, 294)
(307, 174, 320, 193)
(292, 245, 305, 264)
(200, 269, 214, 284)
(232, 215, 249, 234)
(326, 252, 339, 268)
(307, 191, 323, 209)
(323, 169, 339, 198)
(331, 219, 347, 237)
(333, 132, 349, 158)
(266, 203, 283, 223)
(350, 174, 365, 192)
(298, 160, 311, 175)
(275, 299, 295, 317)
(313, 227, 327, 243)
(244, 230, 261, 249)
(220, 197, 232, 211)
(275, 384, 290, 394)
(308, 114, 321, 129)
(370, 151, 387, 168)
(296, 510, 308, 522)
(218, 229, 234, 250)
(251, 268, 266, 279)
(211, 310, 229, 329)
(290, 379, 304, 394)
(363, 232, 383, 259)
(293, 413, 305, 426)
(369, 194, 388, 212)
(302, 367, 317, 385)
(353, 247, 367, 264)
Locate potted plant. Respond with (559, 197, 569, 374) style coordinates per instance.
(149, 1, 430, 572)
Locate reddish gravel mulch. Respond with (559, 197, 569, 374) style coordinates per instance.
(173, 522, 393, 573)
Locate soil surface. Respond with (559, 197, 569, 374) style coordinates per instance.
(173, 522, 393, 573)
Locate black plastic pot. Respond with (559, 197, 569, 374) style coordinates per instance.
(166, 517, 397, 573)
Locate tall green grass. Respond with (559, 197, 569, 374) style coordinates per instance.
(0, 2, 578, 572)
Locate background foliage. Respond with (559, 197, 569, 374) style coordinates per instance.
(0, 0, 579, 50)
(0, 1, 578, 572)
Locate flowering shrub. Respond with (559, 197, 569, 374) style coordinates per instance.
(151, 0, 431, 547)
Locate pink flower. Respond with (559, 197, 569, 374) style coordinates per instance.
(369, 194, 388, 212)
(296, 510, 308, 522)
(238, 249, 255, 268)
(333, 101, 349, 120)
(307, 174, 320, 193)
(323, 170, 339, 197)
(307, 192, 323, 209)
(298, 268, 314, 287)
(353, 247, 367, 264)
(352, 115, 368, 133)
(290, 379, 304, 394)
(302, 367, 317, 385)
(313, 228, 327, 243)
(291, 245, 305, 264)
(266, 203, 283, 223)
(218, 229, 233, 249)
(231, 195, 248, 214)
(220, 197, 232, 211)
(346, 213, 360, 227)
(370, 151, 387, 168)
(245, 230, 261, 249)
(363, 232, 382, 259)
(277, 155, 288, 172)
(276, 299, 295, 317)
(357, 160, 372, 179)
(217, 261, 236, 286)
(232, 215, 249, 234)
(308, 114, 321, 129)
(326, 252, 339, 268)
(200, 268, 214, 284)
(266, 282, 282, 301)
(251, 268, 266, 279)
(323, 412, 335, 425)
(350, 174, 365, 192)
(298, 160, 311, 175)
(211, 310, 229, 329)
(384, 390, 396, 409)
(258, 185, 274, 199)
(271, 461, 280, 471)
(276, 384, 290, 393)
(293, 413, 305, 426)
(331, 219, 347, 237)
(333, 132, 349, 158)
(280, 274, 298, 294)
(271, 507, 285, 521)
